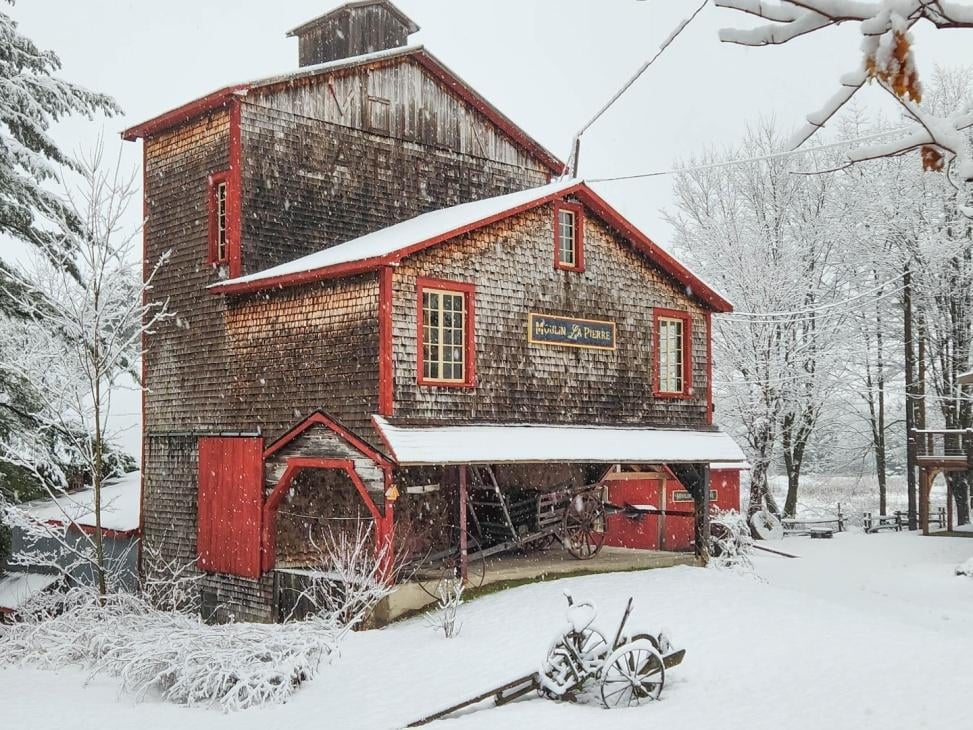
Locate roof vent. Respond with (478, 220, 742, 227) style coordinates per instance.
(287, 0, 420, 67)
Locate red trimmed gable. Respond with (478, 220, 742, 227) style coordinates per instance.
(211, 181, 733, 314)
(121, 47, 562, 176)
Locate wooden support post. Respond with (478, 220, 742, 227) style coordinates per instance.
(919, 468, 930, 536)
(694, 464, 711, 565)
(947, 475, 954, 532)
(459, 465, 468, 581)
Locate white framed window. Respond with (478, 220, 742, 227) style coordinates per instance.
(215, 181, 228, 262)
(421, 286, 469, 384)
(657, 316, 686, 394)
(558, 209, 576, 266)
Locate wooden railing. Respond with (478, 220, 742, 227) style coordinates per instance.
(913, 429, 973, 465)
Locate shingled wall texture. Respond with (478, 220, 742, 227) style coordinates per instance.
(389, 201, 711, 428)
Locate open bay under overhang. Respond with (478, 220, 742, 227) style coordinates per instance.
(371, 416, 746, 466)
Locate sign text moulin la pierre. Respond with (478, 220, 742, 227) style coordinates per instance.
(527, 313, 616, 351)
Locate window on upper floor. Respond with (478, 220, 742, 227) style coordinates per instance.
(209, 171, 230, 265)
(554, 202, 584, 272)
(418, 278, 476, 387)
(654, 309, 692, 398)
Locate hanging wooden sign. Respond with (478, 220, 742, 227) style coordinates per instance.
(527, 313, 616, 351)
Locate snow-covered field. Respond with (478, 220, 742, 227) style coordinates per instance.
(3, 532, 973, 729)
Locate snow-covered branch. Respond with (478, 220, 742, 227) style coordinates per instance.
(717, 0, 973, 215)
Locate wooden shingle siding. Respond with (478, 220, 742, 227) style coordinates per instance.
(142, 435, 199, 572)
(224, 275, 381, 438)
(239, 100, 548, 275)
(390, 203, 711, 428)
(199, 572, 276, 624)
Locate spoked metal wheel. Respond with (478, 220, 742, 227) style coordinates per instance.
(540, 628, 608, 700)
(413, 530, 486, 599)
(599, 639, 666, 708)
(562, 492, 607, 560)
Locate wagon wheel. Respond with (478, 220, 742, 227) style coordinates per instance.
(599, 639, 666, 708)
(562, 492, 606, 560)
(414, 530, 486, 599)
(540, 627, 609, 701)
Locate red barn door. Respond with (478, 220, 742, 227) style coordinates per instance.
(197, 437, 264, 578)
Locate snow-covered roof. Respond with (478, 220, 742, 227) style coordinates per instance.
(25, 471, 141, 535)
(211, 180, 734, 312)
(215, 178, 577, 288)
(0, 572, 59, 613)
(372, 417, 746, 466)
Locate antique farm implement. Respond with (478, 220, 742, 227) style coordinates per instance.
(407, 593, 685, 726)
(539, 593, 684, 707)
(409, 466, 608, 596)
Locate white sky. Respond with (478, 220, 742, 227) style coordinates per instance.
(7, 0, 973, 460)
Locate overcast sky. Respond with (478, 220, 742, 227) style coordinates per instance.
(7, 0, 973, 459)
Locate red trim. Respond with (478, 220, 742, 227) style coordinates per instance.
(121, 86, 247, 141)
(210, 184, 733, 313)
(416, 277, 476, 389)
(652, 307, 693, 400)
(38, 518, 139, 541)
(705, 311, 713, 425)
(138, 140, 148, 577)
(261, 457, 390, 573)
(120, 49, 563, 175)
(378, 266, 394, 416)
(553, 201, 585, 272)
(263, 410, 394, 467)
(227, 100, 243, 278)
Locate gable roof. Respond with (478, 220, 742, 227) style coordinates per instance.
(287, 1, 420, 37)
(120, 45, 562, 175)
(210, 180, 733, 313)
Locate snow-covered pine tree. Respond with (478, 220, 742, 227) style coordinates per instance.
(0, 1, 120, 561)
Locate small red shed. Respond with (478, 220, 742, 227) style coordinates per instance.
(604, 464, 746, 552)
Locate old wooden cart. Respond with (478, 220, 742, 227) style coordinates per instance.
(408, 466, 607, 596)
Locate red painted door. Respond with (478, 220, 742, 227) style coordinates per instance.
(604, 478, 662, 550)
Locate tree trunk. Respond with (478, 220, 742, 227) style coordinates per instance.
(949, 473, 972, 526)
(904, 266, 918, 529)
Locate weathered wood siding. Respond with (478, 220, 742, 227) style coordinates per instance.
(248, 58, 549, 175)
(224, 275, 381, 437)
(390, 202, 712, 428)
(239, 98, 548, 276)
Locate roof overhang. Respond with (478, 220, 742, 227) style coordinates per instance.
(210, 180, 733, 313)
(372, 416, 747, 467)
(958, 370, 973, 386)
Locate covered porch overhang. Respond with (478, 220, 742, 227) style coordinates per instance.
(371, 416, 747, 466)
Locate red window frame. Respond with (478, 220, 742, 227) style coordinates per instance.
(208, 170, 231, 265)
(416, 277, 476, 388)
(653, 307, 693, 399)
(553, 201, 585, 272)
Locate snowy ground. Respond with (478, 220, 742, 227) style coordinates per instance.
(3, 531, 973, 729)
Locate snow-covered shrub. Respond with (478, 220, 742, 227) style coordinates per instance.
(955, 557, 973, 577)
(424, 577, 463, 638)
(0, 525, 398, 711)
(710, 508, 754, 572)
(0, 587, 338, 711)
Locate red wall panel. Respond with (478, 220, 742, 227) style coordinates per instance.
(197, 437, 264, 578)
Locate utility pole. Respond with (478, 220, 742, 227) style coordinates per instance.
(904, 266, 918, 530)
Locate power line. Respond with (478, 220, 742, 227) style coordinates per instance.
(565, 0, 709, 177)
(717, 274, 908, 321)
(586, 127, 912, 184)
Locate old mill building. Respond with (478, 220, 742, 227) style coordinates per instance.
(123, 0, 746, 622)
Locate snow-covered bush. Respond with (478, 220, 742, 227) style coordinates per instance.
(424, 577, 463, 638)
(0, 587, 338, 712)
(710, 508, 754, 572)
(955, 558, 973, 577)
